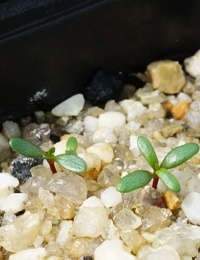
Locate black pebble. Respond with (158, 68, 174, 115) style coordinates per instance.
(10, 155, 43, 184)
(79, 256, 93, 260)
(85, 69, 124, 105)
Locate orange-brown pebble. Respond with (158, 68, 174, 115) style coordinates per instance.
(162, 101, 173, 112)
(163, 190, 180, 211)
(171, 101, 190, 120)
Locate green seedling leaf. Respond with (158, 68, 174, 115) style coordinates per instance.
(160, 143, 199, 169)
(137, 136, 159, 170)
(55, 154, 87, 174)
(9, 137, 45, 158)
(116, 170, 153, 193)
(156, 168, 181, 192)
(47, 147, 55, 156)
(66, 137, 78, 152)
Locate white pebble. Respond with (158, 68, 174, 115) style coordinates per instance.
(86, 142, 114, 164)
(94, 239, 136, 260)
(119, 100, 147, 121)
(181, 192, 200, 225)
(137, 245, 180, 260)
(51, 93, 85, 117)
(0, 173, 19, 192)
(101, 187, 122, 207)
(3, 121, 22, 139)
(98, 111, 126, 129)
(9, 247, 48, 260)
(176, 92, 192, 103)
(0, 193, 28, 213)
(56, 220, 73, 247)
(84, 115, 98, 132)
(129, 134, 140, 157)
(184, 50, 200, 77)
(81, 196, 104, 208)
(73, 206, 108, 238)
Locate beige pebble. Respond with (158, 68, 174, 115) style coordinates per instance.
(86, 142, 114, 164)
(147, 60, 186, 94)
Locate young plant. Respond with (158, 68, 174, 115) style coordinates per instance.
(117, 136, 199, 193)
(9, 136, 87, 174)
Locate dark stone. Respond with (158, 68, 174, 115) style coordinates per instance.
(116, 71, 145, 88)
(85, 69, 124, 105)
(79, 256, 93, 260)
(50, 133, 60, 143)
(10, 155, 43, 184)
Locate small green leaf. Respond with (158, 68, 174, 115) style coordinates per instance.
(156, 168, 181, 192)
(117, 170, 153, 193)
(55, 154, 87, 173)
(160, 143, 199, 169)
(9, 137, 45, 158)
(66, 137, 78, 152)
(137, 136, 159, 170)
(47, 147, 55, 156)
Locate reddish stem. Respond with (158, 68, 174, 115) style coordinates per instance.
(152, 176, 159, 189)
(47, 159, 57, 174)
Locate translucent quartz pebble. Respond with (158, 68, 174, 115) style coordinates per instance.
(98, 111, 126, 129)
(97, 164, 120, 188)
(120, 228, 146, 255)
(136, 88, 167, 105)
(46, 172, 87, 205)
(23, 123, 51, 148)
(0, 193, 28, 213)
(137, 245, 180, 260)
(0, 173, 19, 192)
(92, 127, 117, 143)
(38, 187, 55, 209)
(0, 211, 40, 252)
(94, 239, 136, 260)
(138, 206, 172, 232)
(104, 99, 124, 112)
(84, 115, 98, 132)
(2, 120, 22, 139)
(9, 247, 48, 260)
(101, 219, 119, 240)
(184, 101, 200, 129)
(30, 165, 52, 179)
(100, 186, 122, 207)
(184, 49, 200, 77)
(157, 170, 200, 198)
(153, 223, 200, 257)
(113, 208, 142, 230)
(0, 133, 10, 161)
(68, 237, 102, 259)
(20, 175, 49, 196)
(73, 196, 108, 238)
(181, 192, 200, 224)
(51, 93, 85, 117)
(119, 100, 147, 121)
(86, 142, 114, 164)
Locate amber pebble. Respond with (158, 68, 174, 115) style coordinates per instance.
(171, 102, 190, 119)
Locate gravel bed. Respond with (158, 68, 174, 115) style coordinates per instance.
(1, 50, 200, 259)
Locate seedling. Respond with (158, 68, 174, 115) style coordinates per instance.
(9, 136, 87, 174)
(117, 136, 199, 193)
